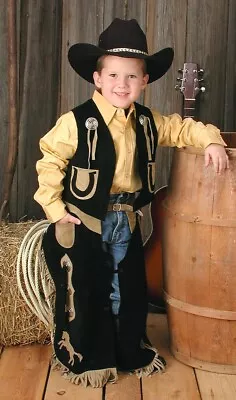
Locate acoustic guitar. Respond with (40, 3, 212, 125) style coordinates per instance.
(144, 63, 205, 312)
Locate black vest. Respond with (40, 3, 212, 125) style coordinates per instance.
(62, 99, 158, 219)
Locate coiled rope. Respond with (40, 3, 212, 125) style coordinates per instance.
(16, 220, 55, 330)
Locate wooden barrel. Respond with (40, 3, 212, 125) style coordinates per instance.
(162, 133, 236, 373)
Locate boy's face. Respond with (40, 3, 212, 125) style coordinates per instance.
(93, 56, 149, 109)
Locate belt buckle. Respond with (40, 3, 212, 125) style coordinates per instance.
(113, 203, 122, 211)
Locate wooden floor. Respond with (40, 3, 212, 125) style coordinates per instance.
(1, 313, 236, 399)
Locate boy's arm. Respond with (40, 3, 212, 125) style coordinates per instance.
(152, 111, 229, 173)
(152, 111, 226, 148)
(34, 111, 79, 223)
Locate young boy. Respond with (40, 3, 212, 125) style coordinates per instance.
(34, 18, 229, 387)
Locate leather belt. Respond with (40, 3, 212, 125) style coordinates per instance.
(107, 203, 134, 212)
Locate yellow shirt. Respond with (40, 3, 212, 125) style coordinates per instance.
(34, 90, 225, 223)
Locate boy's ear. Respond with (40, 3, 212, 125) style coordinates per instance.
(142, 74, 149, 88)
(93, 71, 101, 88)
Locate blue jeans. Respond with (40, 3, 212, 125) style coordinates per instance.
(102, 193, 134, 315)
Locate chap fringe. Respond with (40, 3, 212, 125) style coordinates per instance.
(134, 341, 166, 378)
(51, 354, 118, 388)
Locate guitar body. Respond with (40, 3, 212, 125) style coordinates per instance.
(143, 186, 167, 312)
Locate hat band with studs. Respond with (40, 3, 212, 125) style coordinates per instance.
(107, 48, 148, 55)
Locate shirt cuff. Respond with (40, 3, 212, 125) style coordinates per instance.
(197, 125, 227, 149)
(42, 200, 68, 223)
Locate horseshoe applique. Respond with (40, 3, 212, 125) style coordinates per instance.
(70, 166, 99, 200)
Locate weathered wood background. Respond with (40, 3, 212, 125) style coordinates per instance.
(0, 0, 235, 221)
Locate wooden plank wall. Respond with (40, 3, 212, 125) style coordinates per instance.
(186, 0, 228, 128)
(0, 1, 8, 211)
(15, 0, 62, 220)
(224, 0, 236, 131)
(0, 0, 62, 221)
(0, 0, 236, 220)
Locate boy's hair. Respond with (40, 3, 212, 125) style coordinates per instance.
(96, 55, 147, 75)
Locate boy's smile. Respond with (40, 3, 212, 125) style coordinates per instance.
(93, 56, 149, 109)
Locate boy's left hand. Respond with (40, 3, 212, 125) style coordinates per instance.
(204, 144, 229, 174)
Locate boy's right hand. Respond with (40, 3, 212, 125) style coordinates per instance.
(57, 213, 81, 225)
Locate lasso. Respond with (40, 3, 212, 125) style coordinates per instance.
(16, 220, 55, 330)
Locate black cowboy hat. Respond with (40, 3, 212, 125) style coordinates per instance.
(68, 18, 174, 84)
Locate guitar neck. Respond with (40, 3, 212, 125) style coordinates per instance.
(183, 98, 197, 119)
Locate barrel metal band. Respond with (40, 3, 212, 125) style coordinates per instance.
(163, 202, 236, 227)
(164, 291, 236, 320)
(170, 346, 236, 374)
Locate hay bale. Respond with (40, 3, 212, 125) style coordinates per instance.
(0, 221, 52, 345)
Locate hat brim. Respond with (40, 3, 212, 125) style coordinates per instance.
(68, 43, 174, 84)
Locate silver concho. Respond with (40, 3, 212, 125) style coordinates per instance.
(85, 117, 98, 130)
(139, 115, 146, 125)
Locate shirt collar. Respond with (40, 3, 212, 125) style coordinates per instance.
(92, 90, 135, 125)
